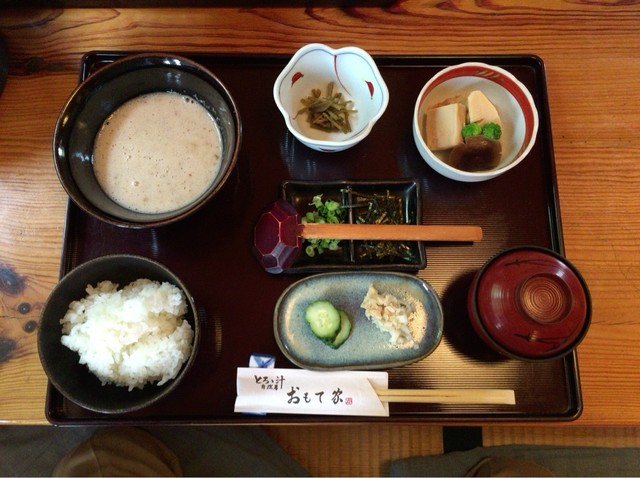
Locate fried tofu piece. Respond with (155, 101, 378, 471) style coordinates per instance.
(425, 102, 466, 151)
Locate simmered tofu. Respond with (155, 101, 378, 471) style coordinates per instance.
(425, 102, 466, 151)
(467, 90, 501, 127)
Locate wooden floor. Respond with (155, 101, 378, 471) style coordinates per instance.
(263, 425, 640, 477)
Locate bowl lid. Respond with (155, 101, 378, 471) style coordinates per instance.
(474, 246, 591, 359)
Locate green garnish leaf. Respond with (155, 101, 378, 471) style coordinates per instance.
(302, 195, 346, 257)
(481, 122, 502, 140)
(461, 122, 502, 141)
(461, 122, 482, 139)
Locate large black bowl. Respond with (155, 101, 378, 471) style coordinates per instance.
(38, 255, 201, 414)
(53, 53, 241, 228)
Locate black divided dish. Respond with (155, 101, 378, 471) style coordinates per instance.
(282, 179, 426, 272)
(45, 53, 581, 424)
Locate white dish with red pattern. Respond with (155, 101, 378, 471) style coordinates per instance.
(413, 62, 539, 182)
(273, 43, 389, 153)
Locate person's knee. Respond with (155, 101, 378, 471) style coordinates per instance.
(466, 455, 555, 477)
(53, 427, 182, 477)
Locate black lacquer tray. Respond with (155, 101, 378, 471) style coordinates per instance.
(45, 52, 581, 424)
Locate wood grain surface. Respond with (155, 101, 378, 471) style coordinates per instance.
(0, 1, 638, 426)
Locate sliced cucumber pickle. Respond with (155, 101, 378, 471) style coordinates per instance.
(330, 310, 352, 349)
(305, 300, 341, 339)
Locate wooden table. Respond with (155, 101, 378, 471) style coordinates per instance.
(0, 1, 638, 426)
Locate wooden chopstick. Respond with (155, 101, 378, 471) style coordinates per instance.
(375, 388, 516, 405)
(301, 223, 483, 242)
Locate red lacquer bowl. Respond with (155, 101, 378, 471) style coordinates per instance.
(468, 246, 591, 361)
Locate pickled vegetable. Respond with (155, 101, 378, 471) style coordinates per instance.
(297, 82, 356, 133)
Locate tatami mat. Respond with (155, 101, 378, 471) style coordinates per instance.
(483, 426, 640, 448)
(263, 425, 444, 477)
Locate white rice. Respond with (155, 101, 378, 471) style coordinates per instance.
(60, 278, 194, 391)
(360, 284, 417, 348)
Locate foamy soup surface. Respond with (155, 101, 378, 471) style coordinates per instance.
(93, 92, 223, 214)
